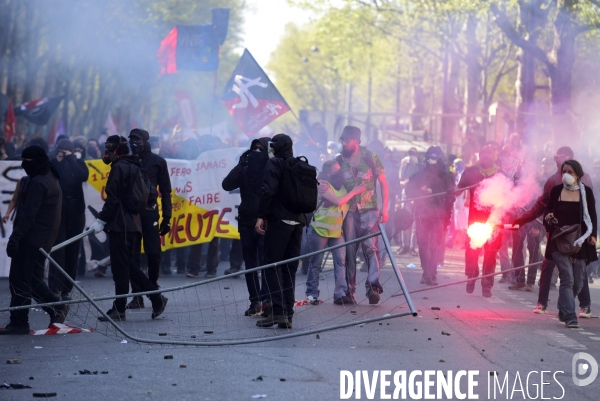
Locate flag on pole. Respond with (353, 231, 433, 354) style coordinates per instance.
(221, 49, 290, 136)
(4, 98, 16, 141)
(14, 96, 64, 125)
(104, 111, 118, 136)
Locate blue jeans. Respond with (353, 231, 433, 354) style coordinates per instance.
(343, 210, 382, 296)
(239, 224, 267, 303)
(305, 226, 347, 300)
(552, 252, 586, 324)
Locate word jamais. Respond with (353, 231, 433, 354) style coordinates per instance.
(340, 370, 567, 400)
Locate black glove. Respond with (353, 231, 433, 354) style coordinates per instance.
(6, 237, 19, 258)
(239, 150, 251, 165)
(159, 219, 171, 236)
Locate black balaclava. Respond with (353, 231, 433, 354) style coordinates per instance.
(103, 135, 129, 165)
(270, 134, 293, 159)
(22, 145, 52, 177)
(129, 128, 149, 155)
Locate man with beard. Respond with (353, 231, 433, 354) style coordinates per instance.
(255, 134, 306, 328)
(457, 145, 501, 297)
(222, 137, 271, 317)
(125, 128, 172, 309)
(1, 145, 67, 335)
(513, 146, 594, 318)
(406, 146, 455, 286)
(89, 135, 168, 321)
(336, 125, 389, 304)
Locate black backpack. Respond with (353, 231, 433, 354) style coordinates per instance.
(280, 156, 319, 214)
(122, 163, 151, 214)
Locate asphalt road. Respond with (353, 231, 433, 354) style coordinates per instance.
(1, 246, 599, 401)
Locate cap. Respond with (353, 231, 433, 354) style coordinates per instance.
(425, 145, 443, 159)
(129, 128, 149, 142)
(56, 139, 74, 153)
(340, 125, 361, 140)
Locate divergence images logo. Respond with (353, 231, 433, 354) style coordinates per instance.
(572, 352, 598, 387)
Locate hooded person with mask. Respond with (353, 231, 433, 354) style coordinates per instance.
(1, 145, 67, 335)
(304, 160, 366, 305)
(255, 134, 306, 328)
(89, 135, 168, 322)
(406, 146, 455, 286)
(124, 128, 172, 310)
(222, 137, 272, 317)
(48, 139, 89, 301)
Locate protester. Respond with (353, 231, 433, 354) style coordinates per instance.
(305, 160, 366, 304)
(513, 147, 594, 318)
(406, 146, 455, 286)
(86, 138, 101, 160)
(1, 145, 67, 335)
(125, 128, 172, 310)
(399, 147, 422, 255)
(0, 137, 8, 160)
(48, 139, 89, 301)
(222, 137, 272, 317)
(540, 160, 596, 328)
(255, 134, 306, 328)
(90, 135, 167, 321)
(337, 125, 389, 304)
(457, 145, 501, 297)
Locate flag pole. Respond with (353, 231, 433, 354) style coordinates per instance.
(209, 47, 220, 136)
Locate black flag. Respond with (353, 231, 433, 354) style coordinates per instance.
(14, 96, 64, 125)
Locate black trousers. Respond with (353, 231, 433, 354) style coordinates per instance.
(131, 210, 162, 293)
(49, 206, 85, 296)
(9, 241, 60, 327)
(109, 231, 160, 312)
(262, 221, 302, 317)
(415, 216, 445, 281)
(239, 224, 267, 303)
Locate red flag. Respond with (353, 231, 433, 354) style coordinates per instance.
(4, 98, 16, 141)
(157, 27, 178, 75)
(221, 49, 290, 136)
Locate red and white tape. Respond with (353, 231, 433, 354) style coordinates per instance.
(32, 323, 94, 335)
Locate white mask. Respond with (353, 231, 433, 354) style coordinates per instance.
(562, 173, 576, 186)
(151, 148, 160, 154)
(74, 152, 82, 159)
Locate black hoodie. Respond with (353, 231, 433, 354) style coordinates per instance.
(257, 134, 306, 225)
(222, 137, 271, 226)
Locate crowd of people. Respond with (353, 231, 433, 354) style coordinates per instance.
(1, 120, 598, 333)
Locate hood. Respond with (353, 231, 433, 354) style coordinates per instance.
(270, 134, 293, 159)
(250, 137, 271, 151)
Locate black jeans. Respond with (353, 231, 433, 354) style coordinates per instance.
(465, 232, 502, 289)
(108, 231, 160, 312)
(415, 216, 445, 281)
(49, 206, 85, 296)
(9, 241, 60, 327)
(132, 210, 162, 292)
(239, 224, 267, 303)
(538, 257, 591, 308)
(187, 239, 219, 275)
(262, 221, 303, 317)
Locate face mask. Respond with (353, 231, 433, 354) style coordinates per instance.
(427, 158, 437, 165)
(103, 150, 118, 165)
(329, 171, 345, 190)
(268, 142, 275, 159)
(74, 152, 82, 159)
(129, 138, 144, 155)
(21, 160, 37, 176)
(563, 173, 576, 186)
(151, 147, 160, 154)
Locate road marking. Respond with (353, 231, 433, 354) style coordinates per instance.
(579, 332, 595, 335)
(590, 337, 600, 341)
(536, 330, 587, 350)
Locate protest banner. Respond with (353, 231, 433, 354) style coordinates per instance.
(0, 147, 242, 277)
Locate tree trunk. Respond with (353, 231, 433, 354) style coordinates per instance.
(464, 14, 481, 118)
(441, 44, 460, 149)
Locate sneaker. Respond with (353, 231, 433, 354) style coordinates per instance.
(0, 323, 31, 335)
(244, 302, 262, 317)
(566, 321, 579, 329)
(151, 296, 168, 319)
(420, 276, 426, 284)
(367, 289, 380, 305)
(410, 249, 419, 257)
(98, 308, 126, 322)
(256, 314, 288, 328)
(204, 272, 217, 279)
(49, 305, 68, 325)
(466, 281, 475, 294)
(579, 306, 592, 319)
(482, 287, 492, 298)
(186, 273, 198, 278)
(126, 296, 145, 310)
(508, 282, 526, 291)
(333, 296, 354, 305)
(261, 300, 273, 318)
(278, 317, 292, 329)
(533, 304, 547, 314)
(306, 296, 320, 305)
(429, 277, 438, 286)
(224, 268, 240, 276)
(94, 270, 107, 278)
(525, 284, 535, 292)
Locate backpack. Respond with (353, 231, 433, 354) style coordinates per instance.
(280, 156, 319, 214)
(122, 163, 151, 214)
